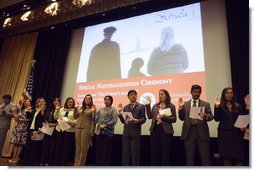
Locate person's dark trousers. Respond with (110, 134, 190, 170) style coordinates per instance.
(95, 134, 113, 166)
(21, 129, 33, 165)
(28, 140, 43, 165)
(243, 139, 249, 166)
(60, 132, 75, 166)
(150, 124, 173, 166)
(48, 130, 58, 166)
(55, 131, 64, 166)
(184, 126, 210, 166)
(40, 134, 52, 165)
(122, 136, 141, 166)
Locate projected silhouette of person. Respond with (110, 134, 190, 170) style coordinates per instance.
(87, 26, 121, 81)
(128, 58, 146, 78)
(147, 27, 189, 76)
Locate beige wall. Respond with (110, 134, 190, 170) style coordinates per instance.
(201, 0, 231, 137)
(61, 29, 84, 101)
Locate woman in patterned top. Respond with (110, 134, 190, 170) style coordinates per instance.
(95, 95, 118, 166)
(9, 99, 33, 163)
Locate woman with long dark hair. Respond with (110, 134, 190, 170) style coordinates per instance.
(54, 97, 77, 166)
(145, 89, 176, 166)
(214, 87, 245, 166)
(40, 97, 61, 166)
(74, 94, 96, 166)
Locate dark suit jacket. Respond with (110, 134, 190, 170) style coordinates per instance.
(119, 102, 146, 138)
(146, 103, 176, 134)
(179, 99, 213, 142)
(30, 109, 46, 131)
(214, 104, 243, 131)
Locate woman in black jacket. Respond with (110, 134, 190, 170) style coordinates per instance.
(40, 97, 61, 166)
(214, 87, 245, 166)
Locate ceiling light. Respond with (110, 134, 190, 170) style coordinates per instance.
(44, 2, 59, 16)
(3, 18, 11, 28)
(21, 11, 31, 21)
(72, 0, 92, 8)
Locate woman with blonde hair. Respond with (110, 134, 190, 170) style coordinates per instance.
(21, 97, 46, 165)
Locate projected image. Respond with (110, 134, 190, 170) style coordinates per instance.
(128, 58, 146, 78)
(147, 26, 189, 76)
(87, 26, 121, 81)
(74, 2, 207, 135)
(76, 2, 204, 83)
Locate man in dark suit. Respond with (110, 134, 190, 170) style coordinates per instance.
(118, 90, 146, 166)
(178, 84, 213, 166)
(86, 26, 121, 81)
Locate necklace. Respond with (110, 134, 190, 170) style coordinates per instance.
(159, 103, 166, 109)
(226, 103, 232, 112)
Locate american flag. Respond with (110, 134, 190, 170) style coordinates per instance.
(19, 66, 34, 106)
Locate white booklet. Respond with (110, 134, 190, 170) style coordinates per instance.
(58, 117, 71, 131)
(190, 107, 204, 120)
(122, 112, 134, 119)
(243, 128, 249, 140)
(234, 115, 249, 128)
(41, 123, 55, 136)
(159, 108, 172, 116)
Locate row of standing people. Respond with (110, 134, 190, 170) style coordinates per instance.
(116, 85, 249, 166)
(7, 95, 116, 166)
(0, 84, 249, 166)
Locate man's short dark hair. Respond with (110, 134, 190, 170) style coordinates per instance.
(3, 94, 12, 100)
(127, 90, 137, 96)
(103, 26, 117, 35)
(191, 84, 202, 93)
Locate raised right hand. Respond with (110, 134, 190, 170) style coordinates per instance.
(178, 98, 184, 108)
(118, 103, 123, 113)
(244, 95, 249, 109)
(146, 97, 151, 105)
(74, 106, 79, 114)
(91, 105, 96, 112)
(214, 98, 220, 108)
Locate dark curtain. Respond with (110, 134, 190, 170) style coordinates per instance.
(0, 38, 4, 56)
(225, 0, 249, 106)
(32, 28, 72, 106)
(225, 0, 249, 166)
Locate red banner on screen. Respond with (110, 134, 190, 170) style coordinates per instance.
(74, 72, 206, 108)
